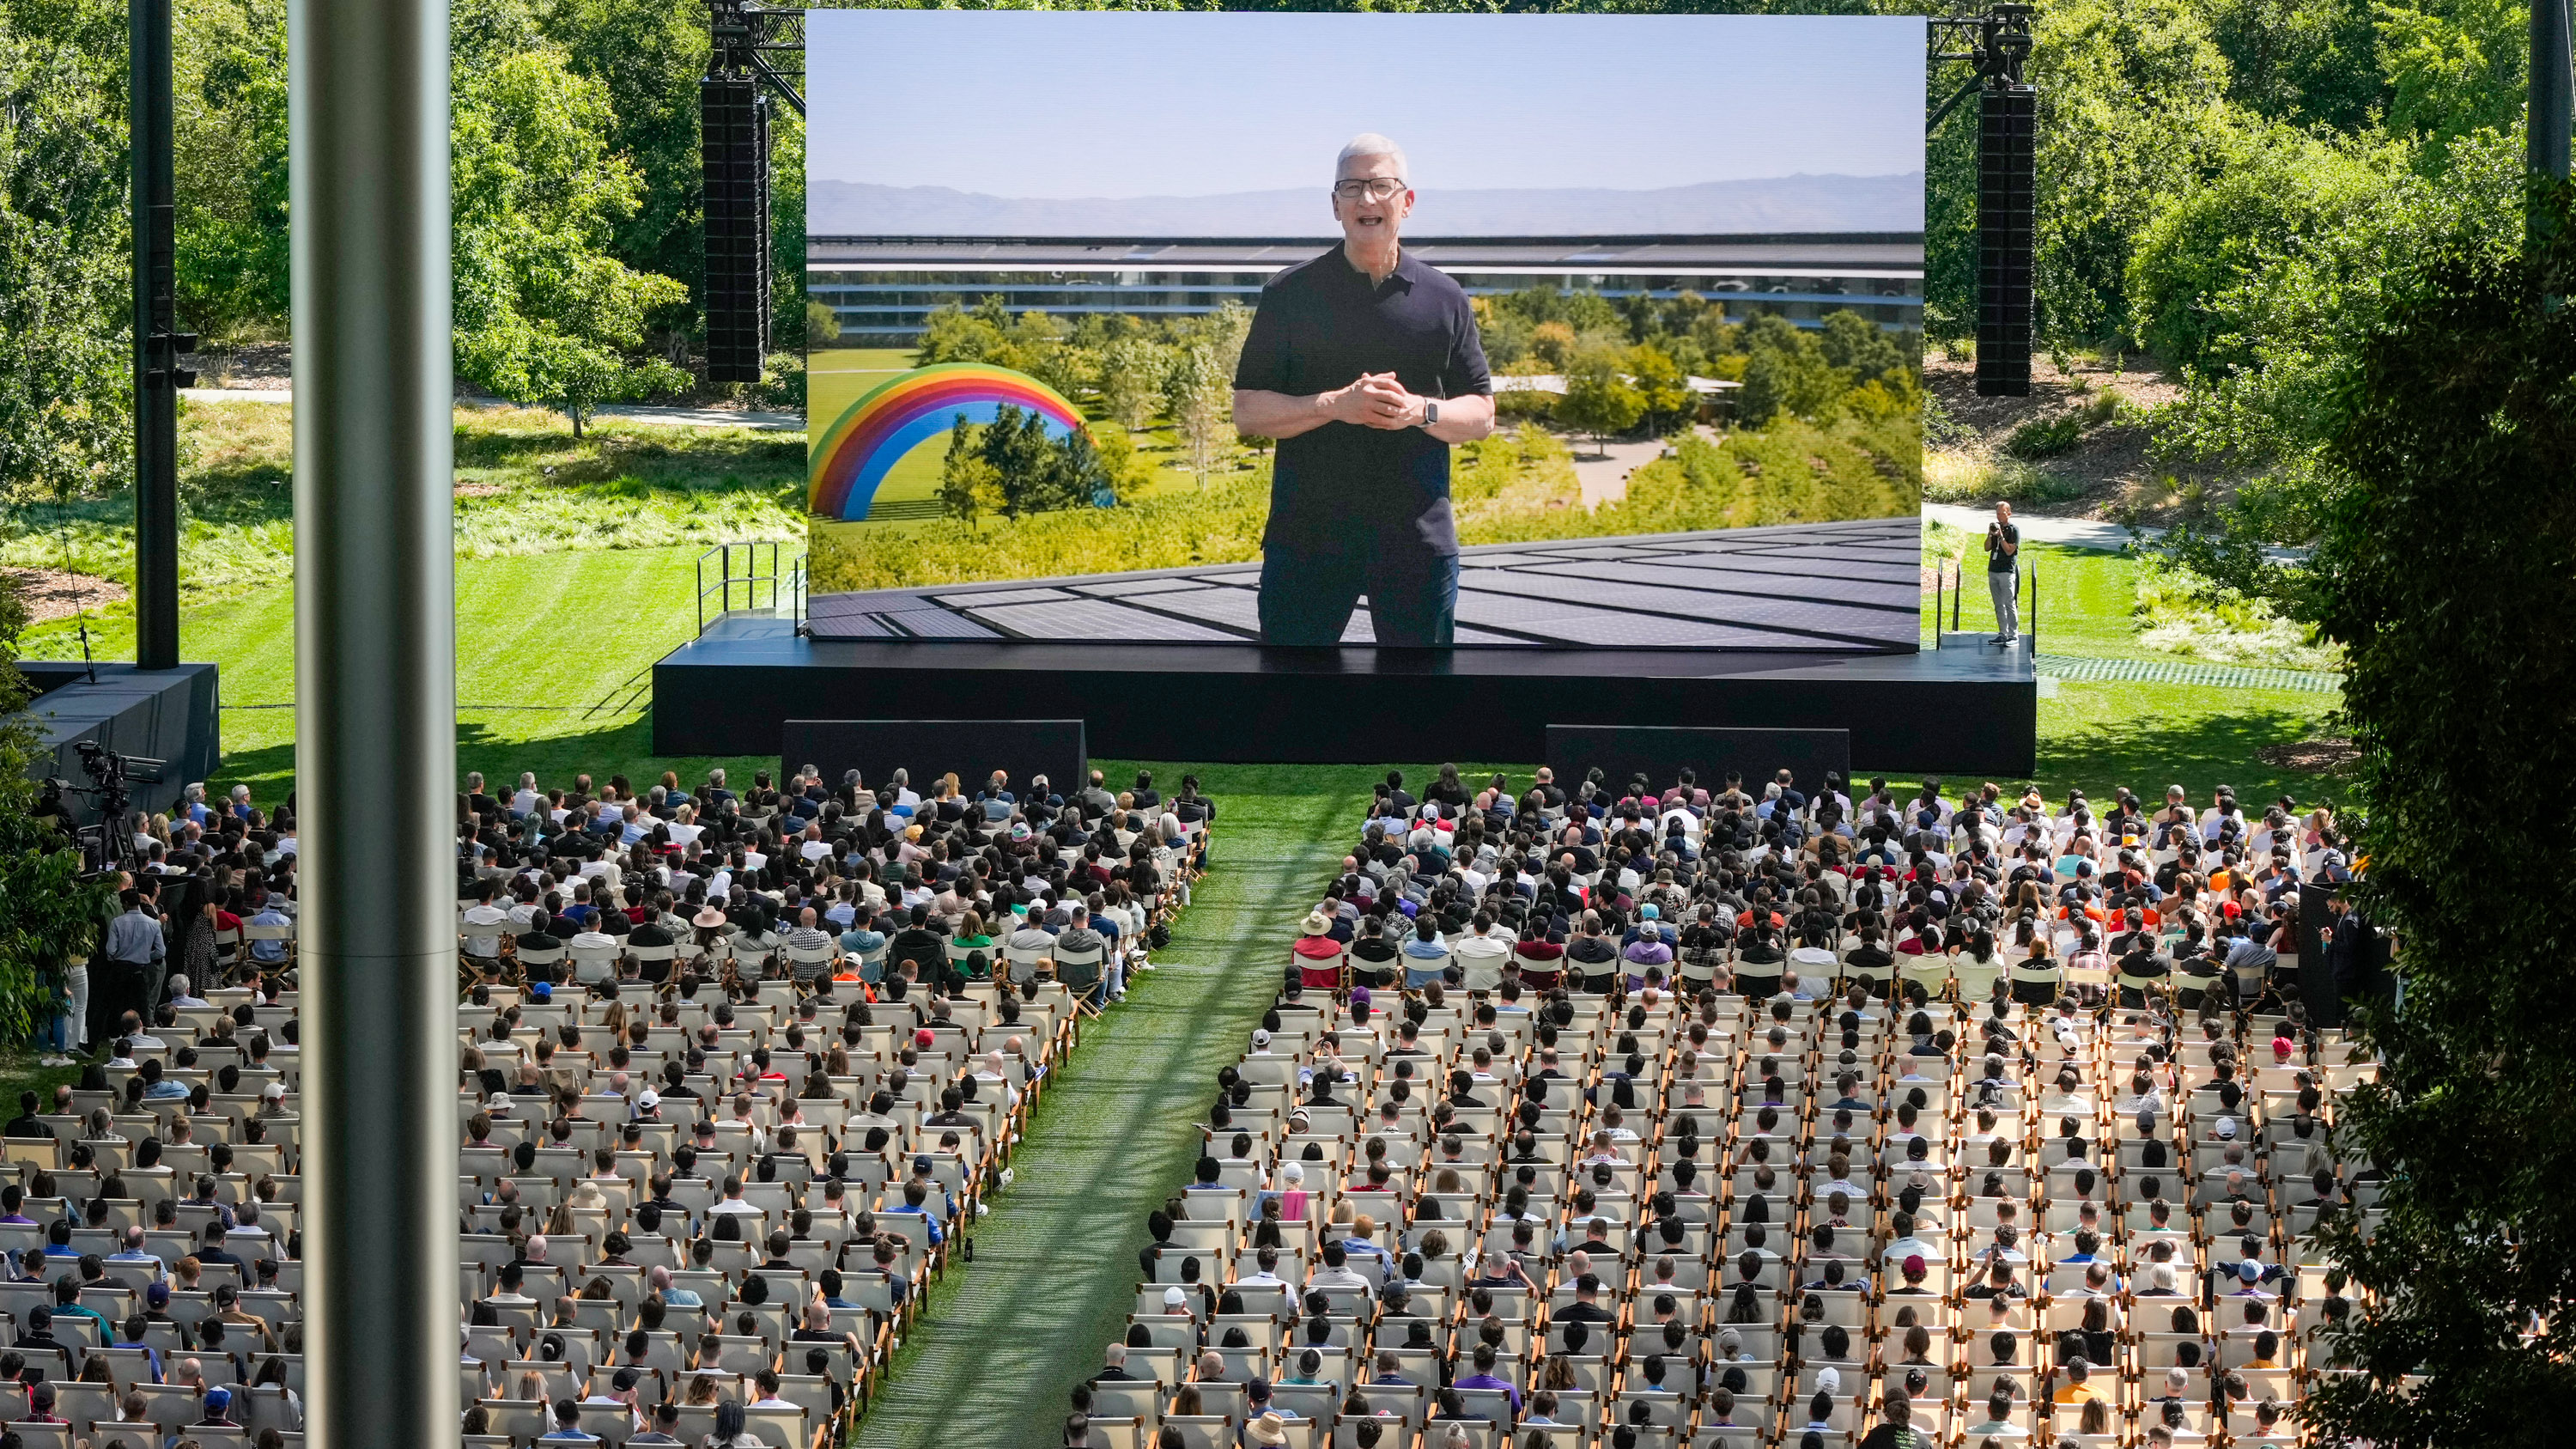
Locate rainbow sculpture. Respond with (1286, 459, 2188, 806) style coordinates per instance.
(808, 362, 1090, 521)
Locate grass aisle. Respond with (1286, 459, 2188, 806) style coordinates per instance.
(850, 767, 1371, 1449)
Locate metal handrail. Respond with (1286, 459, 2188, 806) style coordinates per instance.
(695, 540, 781, 635)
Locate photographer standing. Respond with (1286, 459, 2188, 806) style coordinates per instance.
(1986, 500, 2021, 647)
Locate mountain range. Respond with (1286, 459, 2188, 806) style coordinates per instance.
(807, 172, 1923, 238)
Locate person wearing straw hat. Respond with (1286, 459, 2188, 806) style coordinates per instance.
(1247, 1411, 1291, 1448)
(1292, 910, 1343, 991)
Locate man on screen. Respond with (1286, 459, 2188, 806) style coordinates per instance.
(1234, 134, 1496, 646)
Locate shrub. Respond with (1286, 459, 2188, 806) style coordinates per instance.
(2004, 413, 2086, 459)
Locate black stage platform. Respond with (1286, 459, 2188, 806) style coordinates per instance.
(654, 618, 2036, 775)
(15, 661, 222, 822)
(810, 517, 1921, 651)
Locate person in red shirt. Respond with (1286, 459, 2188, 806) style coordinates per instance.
(1291, 910, 1344, 991)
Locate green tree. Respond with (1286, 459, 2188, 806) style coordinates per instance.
(0, 569, 111, 1039)
(2027, 0, 2247, 346)
(542, 0, 712, 344)
(1736, 317, 1847, 430)
(1816, 309, 1907, 385)
(805, 299, 841, 347)
(2298, 184, 2576, 1449)
(0, 6, 132, 504)
(1099, 338, 1175, 432)
(1163, 342, 1235, 487)
(449, 44, 690, 435)
(979, 403, 1060, 521)
(1625, 344, 1695, 435)
(2207, 0, 2386, 129)
(1555, 356, 1643, 454)
(1087, 419, 1152, 506)
(1048, 426, 1110, 512)
(172, 0, 290, 342)
(2376, 0, 2526, 161)
(935, 413, 996, 528)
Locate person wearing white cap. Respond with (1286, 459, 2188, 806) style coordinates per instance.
(635, 1090, 661, 1122)
(1249, 1028, 1276, 1054)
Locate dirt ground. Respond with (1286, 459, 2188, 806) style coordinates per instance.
(4, 567, 129, 624)
(1926, 353, 2234, 526)
(179, 342, 786, 411)
(179, 342, 295, 388)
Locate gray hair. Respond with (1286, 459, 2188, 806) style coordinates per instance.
(1335, 132, 1408, 183)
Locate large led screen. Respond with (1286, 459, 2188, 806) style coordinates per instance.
(806, 10, 1927, 651)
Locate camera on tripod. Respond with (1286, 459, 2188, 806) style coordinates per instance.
(65, 740, 167, 878)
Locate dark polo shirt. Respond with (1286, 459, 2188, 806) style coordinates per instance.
(1234, 245, 1491, 559)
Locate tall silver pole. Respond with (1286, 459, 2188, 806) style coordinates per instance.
(289, 0, 459, 1431)
(2537, 0, 2573, 186)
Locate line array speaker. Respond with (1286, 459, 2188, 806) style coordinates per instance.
(1977, 83, 2036, 398)
(702, 76, 770, 385)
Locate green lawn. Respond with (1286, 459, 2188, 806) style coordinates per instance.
(850, 764, 1372, 1449)
(1925, 540, 2160, 657)
(0, 402, 804, 611)
(16, 532, 2343, 812)
(19, 544, 779, 807)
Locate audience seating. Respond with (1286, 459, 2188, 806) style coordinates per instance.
(21, 761, 1211, 1449)
(1072, 770, 2375, 1449)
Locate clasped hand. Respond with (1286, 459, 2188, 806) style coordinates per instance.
(1334, 372, 1422, 430)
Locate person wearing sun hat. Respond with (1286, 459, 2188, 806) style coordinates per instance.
(1292, 908, 1344, 991)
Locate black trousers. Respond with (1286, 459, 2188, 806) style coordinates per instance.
(1258, 545, 1460, 647)
(97, 959, 153, 1043)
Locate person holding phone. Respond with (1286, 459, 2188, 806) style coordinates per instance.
(1986, 500, 2021, 646)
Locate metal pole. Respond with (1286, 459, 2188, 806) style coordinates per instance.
(131, 0, 183, 671)
(2537, 0, 2573, 185)
(2536, 0, 2573, 264)
(289, 0, 459, 1434)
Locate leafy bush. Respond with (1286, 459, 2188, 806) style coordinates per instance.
(2004, 413, 2087, 459)
(1923, 451, 2087, 505)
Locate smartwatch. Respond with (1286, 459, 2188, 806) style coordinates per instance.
(1420, 399, 1439, 429)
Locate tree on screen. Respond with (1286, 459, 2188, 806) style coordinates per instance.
(1556, 360, 1643, 455)
(1626, 345, 1696, 435)
(1736, 318, 1847, 430)
(1098, 338, 1175, 433)
(1165, 344, 1236, 488)
(937, 412, 995, 528)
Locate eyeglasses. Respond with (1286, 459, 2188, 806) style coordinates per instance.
(1332, 178, 1406, 201)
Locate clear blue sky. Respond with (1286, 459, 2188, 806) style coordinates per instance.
(806, 12, 1925, 198)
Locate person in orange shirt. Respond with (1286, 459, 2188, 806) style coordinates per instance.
(2052, 1355, 2103, 1404)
